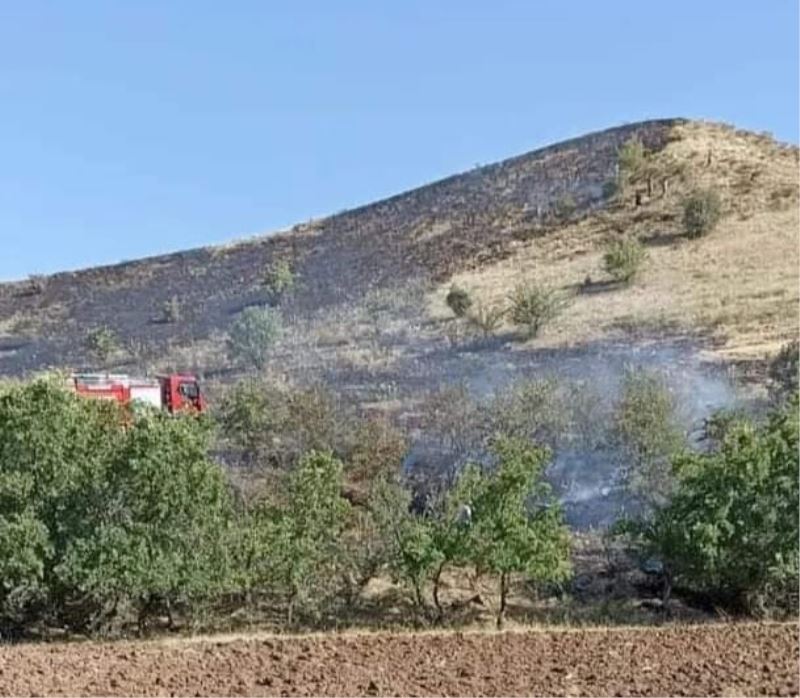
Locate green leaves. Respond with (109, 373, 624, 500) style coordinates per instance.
(227, 305, 283, 369)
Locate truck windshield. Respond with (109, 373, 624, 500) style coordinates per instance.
(178, 382, 199, 400)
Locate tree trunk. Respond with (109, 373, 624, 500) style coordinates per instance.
(432, 562, 446, 623)
(497, 572, 509, 629)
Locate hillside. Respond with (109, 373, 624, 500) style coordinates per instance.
(0, 118, 797, 396)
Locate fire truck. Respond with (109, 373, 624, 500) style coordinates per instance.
(70, 373, 205, 414)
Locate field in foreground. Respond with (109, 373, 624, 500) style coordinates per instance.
(0, 623, 796, 697)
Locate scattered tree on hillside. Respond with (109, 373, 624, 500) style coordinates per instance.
(507, 283, 570, 339)
(682, 189, 722, 238)
(227, 306, 283, 369)
(84, 326, 119, 365)
(446, 284, 473, 318)
(603, 237, 648, 284)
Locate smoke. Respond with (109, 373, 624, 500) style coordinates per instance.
(403, 339, 742, 529)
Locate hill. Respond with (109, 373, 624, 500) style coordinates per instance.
(0, 118, 796, 398)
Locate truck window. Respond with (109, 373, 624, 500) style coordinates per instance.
(178, 382, 199, 400)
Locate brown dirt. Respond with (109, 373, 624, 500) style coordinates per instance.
(0, 622, 796, 696)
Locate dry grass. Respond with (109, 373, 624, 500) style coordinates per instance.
(429, 122, 799, 361)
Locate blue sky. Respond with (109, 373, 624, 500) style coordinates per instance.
(1, 1, 797, 280)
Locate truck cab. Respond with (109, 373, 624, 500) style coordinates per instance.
(157, 374, 205, 413)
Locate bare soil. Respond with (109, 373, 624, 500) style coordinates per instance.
(0, 622, 795, 696)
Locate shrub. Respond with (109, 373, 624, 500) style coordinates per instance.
(84, 326, 119, 364)
(682, 189, 722, 238)
(767, 340, 799, 406)
(466, 302, 506, 337)
(507, 283, 569, 339)
(227, 306, 283, 369)
(612, 369, 686, 510)
(159, 296, 181, 323)
(263, 259, 295, 297)
(489, 378, 570, 448)
(623, 398, 799, 615)
(445, 284, 472, 318)
(617, 137, 646, 176)
(603, 237, 648, 284)
(554, 194, 577, 219)
(456, 438, 571, 627)
(0, 378, 235, 633)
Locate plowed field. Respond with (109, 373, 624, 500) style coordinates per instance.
(0, 622, 796, 696)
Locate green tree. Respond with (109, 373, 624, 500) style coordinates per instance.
(459, 439, 571, 627)
(227, 306, 283, 369)
(767, 340, 799, 405)
(84, 326, 119, 364)
(263, 259, 296, 298)
(617, 137, 647, 176)
(507, 283, 569, 339)
(623, 398, 799, 615)
(603, 237, 648, 284)
(612, 369, 686, 510)
(682, 189, 722, 238)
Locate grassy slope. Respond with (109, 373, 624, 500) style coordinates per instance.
(430, 121, 799, 362)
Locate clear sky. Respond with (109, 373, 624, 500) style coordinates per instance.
(1, 1, 797, 280)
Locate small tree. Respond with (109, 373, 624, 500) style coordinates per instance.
(84, 326, 119, 364)
(159, 296, 181, 323)
(623, 398, 799, 615)
(507, 283, 569, 339)
(612, 369, 686, 510)
(459, 439, 571, 627)
(617, 137, 646, 176)
(682, 189, 722, 238)
(445, 284, 472, 318)
(227, 306, 283, 369)
(263, 259, 295, 298)
(554, 193, 577, 220)
(465, 302, 506, 338)
(603, 237, 648, 284)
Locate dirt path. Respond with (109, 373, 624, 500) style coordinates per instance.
(0, 622, 795, 696)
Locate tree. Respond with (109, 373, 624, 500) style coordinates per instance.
(612, 369, 686, 511)
(507, 283, 569, 339)
(767, 340, 799, 405)
(227, 306, 283, 369)
(465, 302, 506, 338)
(445, 284, 473, 318)
(682, 189, 722, 238)
(260, 451, 351, 624)
(603, 237, 648, 284)
(459, 439, 571, 627)
(623, 398, 799, 615)
(617, 137, 646, 176)
(84, 326, 119, 365)
(263, 259, 296, 298)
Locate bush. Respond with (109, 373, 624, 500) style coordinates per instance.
(767, 340, 799, 405)
(0, 378, 235, 633)
(159, 296, 181, 323)
(84, 326, 119, 364)
(263, 259, 295, 297)
(227, 306, 283, 369)
(445, 284, 472, 318)
(612, 369, 686, 510)
(553, 194, 577, 219)
(602, 179, 619, 200)
(623, 398, 799, 615)
(682, 189, 722, 238)
(465, 302, 506, 337)
(507, 283, 569, 339)
(617, 137, 646, 176)
(603, 237, 648, 284)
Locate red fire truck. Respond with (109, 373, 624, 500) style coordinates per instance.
(70, 373, 205, 414)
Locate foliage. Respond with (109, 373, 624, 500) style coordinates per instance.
(602, 237, 648, 284)
(767, 340, 799, 406)
(682, 189, 722, 238)
(617, 137, 647, 176)
(227, 306, 283, 369)
(553, 193, 577, 219)
(488, 378, 571, 449)
(344, 417, 407, 487)
(612, 369, 686, 510)
(445, 284, 473, 318)
(263, 259, 295, 298)
(262, 451, 351, 624)
(159, 296, 181, 323)
(0, 378, 235, 633)
(84, 326, 119, 364)
(465, 302, 506, 337)
(457, 439, 571, 627)
(507, 283, 569, 339)
(623, 398, 799, 615)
